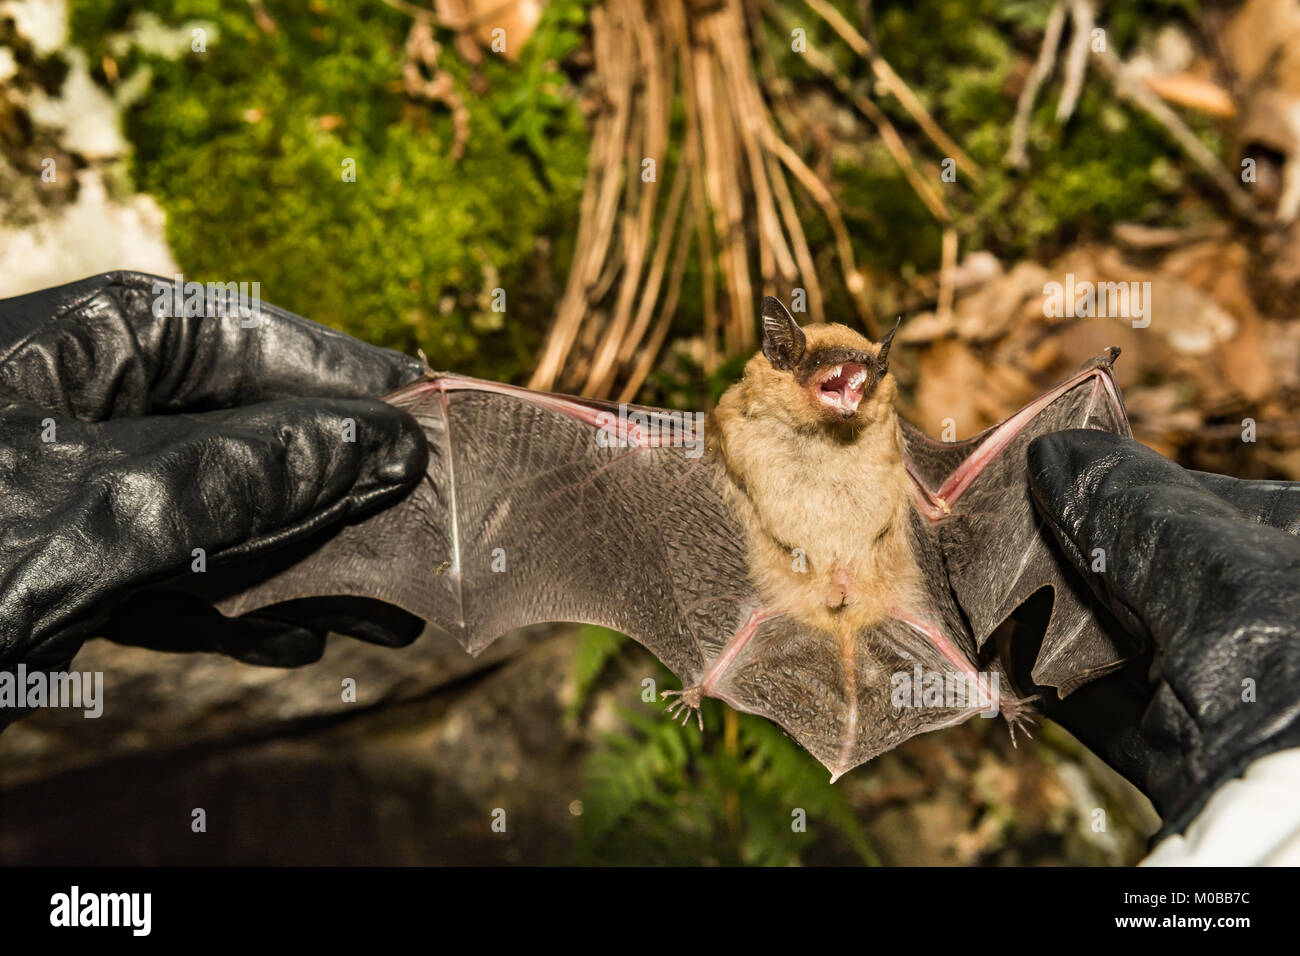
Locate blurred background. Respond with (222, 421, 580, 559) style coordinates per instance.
(1, 0, 1296, 865)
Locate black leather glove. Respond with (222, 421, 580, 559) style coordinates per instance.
(1027, 429, 1300, 835)
(0, 271, 428, 693)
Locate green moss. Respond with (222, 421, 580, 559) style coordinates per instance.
(69, 0, 592, 378)
(773, 0, 1218, 284)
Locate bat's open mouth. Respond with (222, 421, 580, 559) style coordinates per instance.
(814, 362, 868, 416)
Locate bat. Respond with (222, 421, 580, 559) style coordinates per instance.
(194, 297, 1132, 780)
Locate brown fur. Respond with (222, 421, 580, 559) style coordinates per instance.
(712, 322, 922, 635)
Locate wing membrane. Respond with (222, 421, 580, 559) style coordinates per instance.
(199, 354, 1136, 776)
(904, 352, 1134, 694)
(208, 375, 754, 684)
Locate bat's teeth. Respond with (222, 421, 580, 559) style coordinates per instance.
(833, 365, 843, 378)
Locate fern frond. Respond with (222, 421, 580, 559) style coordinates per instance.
(567, 625, 628, 722)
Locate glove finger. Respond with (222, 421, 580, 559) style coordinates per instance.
(3, 398, 425, 663)
(251, 597, 425, 648)
(1189, 471, 1300, 536)
(100, 591, 327, 666)
(175, 398, 429, 561)
(100, 593, 421, 662)
(1027, 430, 1300, 652)
(0, 272, 424, 420)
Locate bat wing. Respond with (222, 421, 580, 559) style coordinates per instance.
(197, 374, 996, 779)
(202, 374, 757, 685)
(902, 349, 1133, 695)
(190, 354, 1133, 777)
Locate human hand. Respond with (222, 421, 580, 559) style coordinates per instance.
(1027, 429, 1300, 834)
(0, 272, 428, 696)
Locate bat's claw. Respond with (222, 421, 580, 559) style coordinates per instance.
(1001, 693, 1042, 748)
(662, 686, 705, 731)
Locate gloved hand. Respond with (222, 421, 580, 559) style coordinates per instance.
(1027, 429, 1300, 835)
(0, 271, 429, 695)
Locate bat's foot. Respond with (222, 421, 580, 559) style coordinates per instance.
(662, 686, 705, 731)
(1001, 693, 1042, 747)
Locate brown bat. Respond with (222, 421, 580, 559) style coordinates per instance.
(203, 296, 1132, 779)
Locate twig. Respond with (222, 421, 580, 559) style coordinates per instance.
(611, 21, 687, 372)
(1093, 46, 1263, 223)
(764, 130, 877, 335)
(1005, 0, 1066, 169)
(1055, 0, 1094, 124)
(937, 227, 957, 326)
(716, 1, 798, 285)
(402, 22, 470, 160)
(618, 201, 695, 403)
(766, 149, 825, 323)
(778, 11, 951, 224)
(694, 20, 755, 354)
(583, 0, 666, 396)
(380, 0, 523, 30)
(247, 0, 278, 34)
(803, 0, 984, 184)
(530, 3, 633, 390)
(666, 0, 721, 369)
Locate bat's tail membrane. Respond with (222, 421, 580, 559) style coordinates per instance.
(702, 612, 995, 780)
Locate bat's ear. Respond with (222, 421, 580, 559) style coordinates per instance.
(876, 316, 901, 371)
(760, 296, 806, 371)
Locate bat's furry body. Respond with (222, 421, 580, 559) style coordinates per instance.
(714, 325, 922, 635)
(199, 299, 1132, 778)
